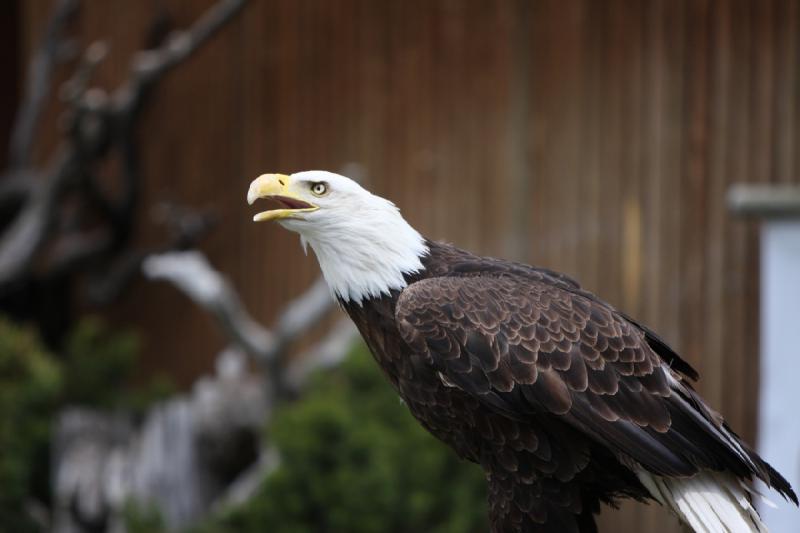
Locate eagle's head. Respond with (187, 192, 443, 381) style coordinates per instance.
(247, 170, 428, 303)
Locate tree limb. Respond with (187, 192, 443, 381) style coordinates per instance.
(0, 148, 77, 285)
(8, 0, 79, 168)
(142, 250, 342, 403)
(0, 0, 249, 297)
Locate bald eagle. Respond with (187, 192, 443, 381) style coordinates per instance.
(247, 171, 796, 532)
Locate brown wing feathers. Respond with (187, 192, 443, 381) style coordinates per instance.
(446, 249, 701, 382)
(396, 273, 796, 503)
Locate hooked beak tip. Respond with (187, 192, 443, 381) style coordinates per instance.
(247, 183, 258, 205)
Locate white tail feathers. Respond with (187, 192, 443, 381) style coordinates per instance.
(637, 470, 768, 533)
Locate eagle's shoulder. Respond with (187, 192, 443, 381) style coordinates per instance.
(422, 240, 583, 289)
(418, 242, 698, 381)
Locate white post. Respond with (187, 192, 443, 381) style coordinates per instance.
(758, 220, 800, 530)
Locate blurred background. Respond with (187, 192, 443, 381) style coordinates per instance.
(1, 1, 798, 532)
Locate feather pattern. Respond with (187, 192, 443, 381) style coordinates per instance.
(338, 240, 797, 532)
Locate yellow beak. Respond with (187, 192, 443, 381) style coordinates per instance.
(247, 173, 319, 222)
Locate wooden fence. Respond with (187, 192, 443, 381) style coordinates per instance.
(18, 0, 800, 531)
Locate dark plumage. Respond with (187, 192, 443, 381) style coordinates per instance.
(248, 171, 796, 532)
(342, 240, 796, 533)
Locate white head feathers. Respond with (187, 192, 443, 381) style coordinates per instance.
(270, 171, 429, 304)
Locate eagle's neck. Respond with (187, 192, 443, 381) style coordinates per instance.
(302, 214, 429, 305)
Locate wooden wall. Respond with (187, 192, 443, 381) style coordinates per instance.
(18, 1, 800, 531)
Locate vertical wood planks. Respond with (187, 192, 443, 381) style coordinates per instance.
(14, 1, 800, 530)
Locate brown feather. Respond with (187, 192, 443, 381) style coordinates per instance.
(343, 240, 796, 532)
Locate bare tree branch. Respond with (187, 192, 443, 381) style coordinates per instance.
(0, 0, 248, 297)
(0, 149, 76, 284)
(90, 255, 357, 523)
(9, 0, 79, 168)
(142, 251, 273, 356)
(123, 0, 246, 91)
(142, 250, 342, 403)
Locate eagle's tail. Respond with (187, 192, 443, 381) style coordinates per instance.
(637, 469, 768, 533)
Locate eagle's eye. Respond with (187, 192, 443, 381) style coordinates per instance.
(310, 182, 328, 196)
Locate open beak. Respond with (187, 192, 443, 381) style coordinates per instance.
(247, 173, 319, 222)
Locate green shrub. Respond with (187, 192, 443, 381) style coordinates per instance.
(0, 318, 62, 533)
(213, 345, 488, 533)
(122, 500, 167, 533)
(0, 315, 172, 533)
(62, 317, 173, 413)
